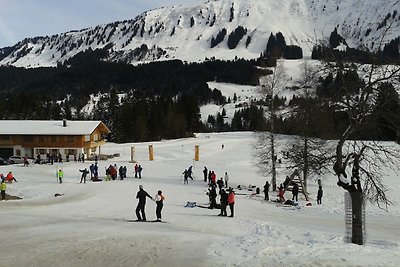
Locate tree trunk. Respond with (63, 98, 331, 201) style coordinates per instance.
(270, 131, 276, 191)
(349, 190, 364, 245)
(303, 135, 308, 192)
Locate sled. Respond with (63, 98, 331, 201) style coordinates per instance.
(184, 201, 197, 208)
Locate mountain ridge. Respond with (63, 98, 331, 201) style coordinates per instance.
(0, 0, 399, 68)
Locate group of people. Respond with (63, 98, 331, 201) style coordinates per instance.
(134, 164, 143, 178)
(76, 163, 142, 183)
(202, 166, 229, 188)
(182, 166, 194, 184)
(1, 171, 17, 200)
(204, 171, 235, 217)
(135, 185, 165, 222)
(262, 177, 324, 205)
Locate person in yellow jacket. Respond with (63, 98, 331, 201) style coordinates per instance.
(57, 169, 63, 184)
(1, 179, 6, 200)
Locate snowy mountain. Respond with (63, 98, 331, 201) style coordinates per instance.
(0, 0, 399, 68)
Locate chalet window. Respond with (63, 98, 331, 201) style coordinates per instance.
(85, 135, 90, 142)
(37, 149, 47, 154)
(93, 134, 99, 141)
(51, 136, 57, 142)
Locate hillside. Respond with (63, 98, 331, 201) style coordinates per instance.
(0, 0, 399, 68)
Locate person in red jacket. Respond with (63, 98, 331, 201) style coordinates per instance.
(211, 171, 217, 185)
(227, 187, 235, 217)
(6, 171, 17, 182)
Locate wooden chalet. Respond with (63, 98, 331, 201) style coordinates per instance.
(0, 120, 110, 159)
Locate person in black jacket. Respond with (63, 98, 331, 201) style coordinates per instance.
(218, 189, 228, 216)
(135, 185, 153, 221)
(292, 183, 299, 202)
(317, 186, 323, 204)
(263, 181, 270, 200)
(203, 166, 208, 182)
(79, 168, 89, 183)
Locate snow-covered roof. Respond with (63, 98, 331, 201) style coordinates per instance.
(0, 120, 108, 135)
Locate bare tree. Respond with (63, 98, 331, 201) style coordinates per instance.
(256, 63, 287, 191)
(282, 63, 334, 192)
(329, 56, 400, 245)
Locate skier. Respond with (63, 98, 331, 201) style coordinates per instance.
(218, 188, 228, 216)
(1, 179, 6, 200)
(79, 168, 89, 183)
(57, 169, 63, 184)
(263, 181, 270, 200)
(292, 183, 299, 202)
(155, 190, 165, 222)
(228, 188, 235, 217)
(135, 185, 153, 221)
(224, 171, 229, 188)
(317, 186, 323, 204)
(203, 166, 208, 182)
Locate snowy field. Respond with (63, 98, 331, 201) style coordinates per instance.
(0, 132, 399, 267)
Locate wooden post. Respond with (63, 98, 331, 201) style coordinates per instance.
(194, 145, 199, 161)
(130, 146, 136, 163)
(148, 145, 154, 161)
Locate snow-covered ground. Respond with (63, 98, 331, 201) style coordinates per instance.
(0, 132, 399, 266)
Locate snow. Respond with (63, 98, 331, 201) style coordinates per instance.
(1, 131, 399, 266)
(2, 0, 399, 68)
(0, 120, 105, 135)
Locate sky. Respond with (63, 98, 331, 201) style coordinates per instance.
(0, 0, 191, 48)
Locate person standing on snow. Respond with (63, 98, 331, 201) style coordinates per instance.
(138, 165, 143, 178)
(1, 179, 6, 200)
(79, 168, 89, 183)
(228, 188, 235, 217)
(57, 169, 63, 184)
(134, 164, 139, 178)
(224, 172, 229, 188)
(218, 188, 228, 216)
(263, 181, 270, 200)
(292, 183, 299, 202)
(217, 177, 224, 191)
(211, 171, 217, 185)
(89, 164, 94, 178)
(208, 184, 217, 209)
(135, 185, 153, 221)
(203, 166, 208, 182)
(317, 186, 323, 204)
(183, 169, 189, 184)
(155, 190, 165, 222)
